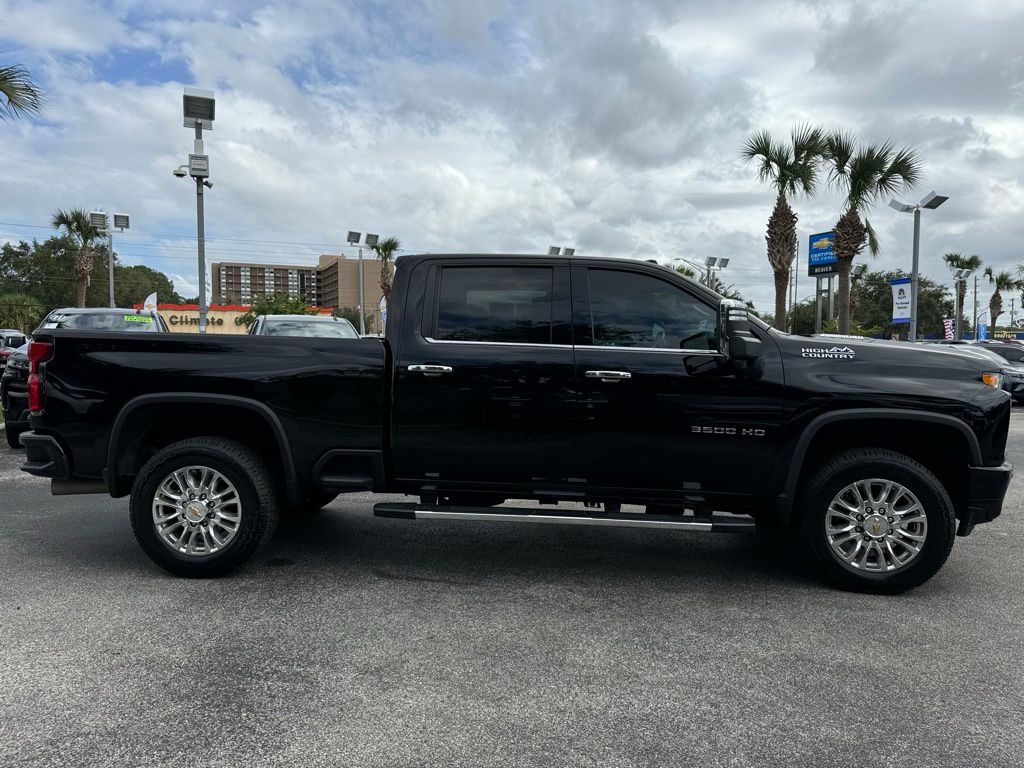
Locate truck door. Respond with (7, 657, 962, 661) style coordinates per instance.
(393, 260, 577, 490)
(570, 263, 784, 501)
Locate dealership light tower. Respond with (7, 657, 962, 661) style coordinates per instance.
(347, 231, 379, 335)
(175, 87, 216, 333)
(88, 211, 129, 307)
(889, 191, 948, 342)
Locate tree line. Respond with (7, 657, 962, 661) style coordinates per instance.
(0, 236, 183, 331)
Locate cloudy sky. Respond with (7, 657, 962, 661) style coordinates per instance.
(1, 0, 1023, 315)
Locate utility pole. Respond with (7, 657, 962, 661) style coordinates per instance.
(1011, 298, 1017, 329)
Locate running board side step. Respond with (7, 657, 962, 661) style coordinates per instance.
(373, 503, 755, 533)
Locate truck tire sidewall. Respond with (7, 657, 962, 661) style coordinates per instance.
(130, 440, 277, 577)
(802, 451, 955, 593)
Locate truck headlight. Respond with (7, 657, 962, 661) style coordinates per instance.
(982, 372, 1003, 388)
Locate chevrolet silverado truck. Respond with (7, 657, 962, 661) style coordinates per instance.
(19, 255, 1013, 592)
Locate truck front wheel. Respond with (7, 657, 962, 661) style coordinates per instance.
(800, 448, 956, 594)
(129, 437, 280, 577)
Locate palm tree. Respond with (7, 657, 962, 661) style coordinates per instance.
(0, 63, 44, 119)
(51, 208, 104, 307)
(942, 252, 981, 337)
(372, 236, 401, 302)
(742, 124, 826, 330)
(983, 267, 1021, 330)
(823, 133, 922, 334)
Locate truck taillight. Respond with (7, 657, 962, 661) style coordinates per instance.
(27, 341, 54, 413)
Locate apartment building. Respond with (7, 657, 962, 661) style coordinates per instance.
(211, 262, 318, 305)
(316, 254, 384, 315)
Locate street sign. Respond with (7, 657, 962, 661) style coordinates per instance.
(891, 277, 911, 324)
(807, 231, 837, 276)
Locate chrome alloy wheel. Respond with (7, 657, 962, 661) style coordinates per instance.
(825, 478, 928, 573)
(152, 466, 242, 557)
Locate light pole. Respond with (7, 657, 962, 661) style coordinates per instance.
(889, 191, 948, 341)
(347, 231, 378, 335)
(704, 256, 730, 289)
(177, 88, 215, 332)
(87, 212, 130, 307)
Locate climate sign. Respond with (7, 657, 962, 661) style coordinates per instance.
(807, 231, 838, 277)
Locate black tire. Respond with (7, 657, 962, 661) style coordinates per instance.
(129, 437, 280, 577)
(5, 426, 23, 449)
(291, 491, 338, 515)
(799, 447, 956, 594)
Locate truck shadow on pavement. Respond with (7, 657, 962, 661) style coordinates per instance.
(265, 505, 824, 592)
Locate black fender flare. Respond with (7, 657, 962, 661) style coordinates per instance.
(106, 392, 298, 503)
(775, 408, 982, 523)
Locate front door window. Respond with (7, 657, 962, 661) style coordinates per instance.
(586, 269, 718, 350)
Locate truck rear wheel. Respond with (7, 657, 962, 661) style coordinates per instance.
(129, 437, 280, 577)
(800, 448, 956, 594)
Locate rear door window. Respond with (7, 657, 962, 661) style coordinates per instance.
(434, 266, 554, 344)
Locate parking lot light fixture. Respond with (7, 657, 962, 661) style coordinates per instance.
(704, 256, 729, 288)
(177, 87, 216, 332)
(89, 211, 117, 308)
(890, 190, 949, 341)
(347, 231, 374, 335)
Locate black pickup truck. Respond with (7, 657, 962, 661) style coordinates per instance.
(19, 255, 1013, 592)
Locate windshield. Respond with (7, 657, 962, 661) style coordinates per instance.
(39, 313, 162, 332)
(262, 319, 359, 338)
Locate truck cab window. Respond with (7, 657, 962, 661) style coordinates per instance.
(587, 269, 718, 350)
(435, 266, 553, 344)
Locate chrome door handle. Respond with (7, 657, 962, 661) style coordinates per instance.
(585, 370, 631, 382)
(408, 364, 454, 376)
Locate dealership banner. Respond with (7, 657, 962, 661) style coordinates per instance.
(943, 318, 956, 340)
(891, 277, 912, 324)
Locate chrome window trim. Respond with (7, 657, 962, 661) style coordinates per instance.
(422, 337, 723, 355)
(575, 344, 723, 356)
(424, 337, 573, 349)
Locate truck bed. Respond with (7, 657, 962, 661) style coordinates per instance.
(28, 330, 389, 495)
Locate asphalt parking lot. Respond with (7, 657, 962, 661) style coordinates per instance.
(2, 411, 1023, 768)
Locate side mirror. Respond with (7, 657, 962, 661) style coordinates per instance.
(718, 300, 763, 361)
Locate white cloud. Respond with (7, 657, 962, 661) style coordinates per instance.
(0, 0, 1022, 317)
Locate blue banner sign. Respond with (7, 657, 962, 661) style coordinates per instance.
(808, 231, 837, 277)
